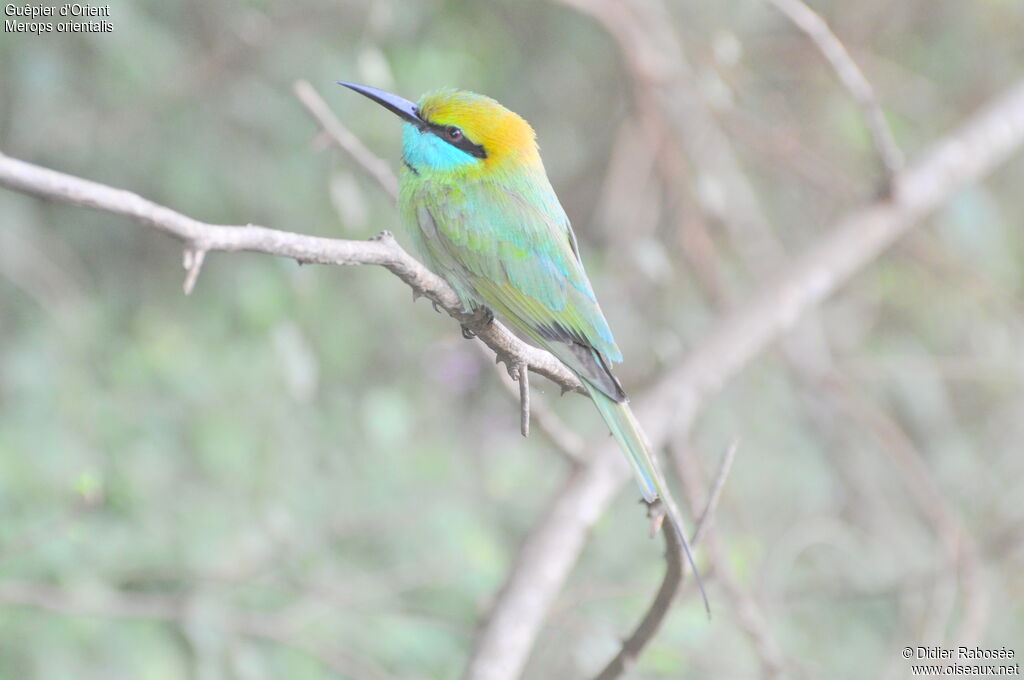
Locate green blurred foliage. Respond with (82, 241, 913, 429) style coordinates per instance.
(2, 0, 1023, 678)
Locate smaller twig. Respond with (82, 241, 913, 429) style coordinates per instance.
(765, 0, 903, 188)
(692, 436, 739, 544)
(293, 79, 400, 201)
(517, 363, 530, 437)
(675, 439, 796, 680)
(474, 341, 586, 463)
(182, 246, 207, 295)
(594, 439, 738, 680)
(593, 500, 681, 680)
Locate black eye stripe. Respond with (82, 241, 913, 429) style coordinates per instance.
(422, 119, 487, 159)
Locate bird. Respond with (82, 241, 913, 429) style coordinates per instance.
(340, 82, 708, 613)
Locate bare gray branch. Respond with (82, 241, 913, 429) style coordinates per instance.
(0, 151, 584, 396)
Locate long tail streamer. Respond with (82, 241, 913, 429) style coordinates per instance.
(585, 384, 711, 617)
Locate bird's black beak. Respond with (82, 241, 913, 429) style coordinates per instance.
(337, 81, 422, 126)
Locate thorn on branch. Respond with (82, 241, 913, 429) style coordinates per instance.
(647, 499, 667, 538)
(182, 247, 207, 295)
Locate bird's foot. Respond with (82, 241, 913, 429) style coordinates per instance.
(459, 306, 494, 339)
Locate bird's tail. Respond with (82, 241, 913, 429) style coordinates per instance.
(585, 383, 711, 616)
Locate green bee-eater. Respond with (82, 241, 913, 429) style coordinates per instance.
(340, 82, 706, 609)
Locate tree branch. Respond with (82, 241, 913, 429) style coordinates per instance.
(463, 76, 1024, 680)
(674, 442, 799, 679)
(691, 437, 739, 546)
(475, 341, 587, 464)
(0, 150, 584, 397)
(593, 441, 737, 680)
(293, 79, 400, 200)
(593, 501, 683, 680)
(765, 0, 904, 186)
(556, 0, 839, 377)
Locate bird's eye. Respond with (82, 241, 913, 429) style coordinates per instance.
(446, 126, 463, 141)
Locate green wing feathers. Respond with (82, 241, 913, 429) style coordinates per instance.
(401, 170, 626, 398)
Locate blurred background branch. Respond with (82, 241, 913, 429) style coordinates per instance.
(294, 79, 400, 201)
(765, 0, 904, 186)
(465, 76, 1024, 680)
(593, 501, 684, 680)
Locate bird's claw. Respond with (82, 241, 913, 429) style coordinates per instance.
(459, 306, 494, 339)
